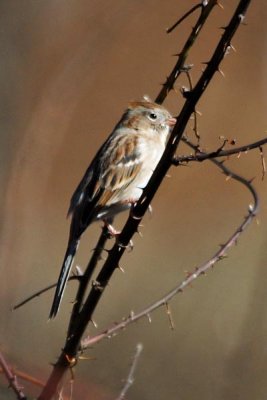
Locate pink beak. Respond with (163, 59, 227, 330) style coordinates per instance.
(166, 117, 177, 127)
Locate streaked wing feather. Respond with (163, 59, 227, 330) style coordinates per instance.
(97, 134, 142, 206)
(68, 132, 142, 217)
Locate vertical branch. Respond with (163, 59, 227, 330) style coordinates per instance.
(156, 0, 218, 104)
(38, 1, 253, 399)
(67, 225, 110, 336)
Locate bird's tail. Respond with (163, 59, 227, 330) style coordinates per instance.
(49, 240, 79, 319)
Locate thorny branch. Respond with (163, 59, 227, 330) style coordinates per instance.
(156, 0, 218, 104)
(13, 276, 80, 311)
(173, 137, 267, 164)
(62, 0, 253, 360)
(0, 352, 27, 400)
(36, 1, 257, 399)
(81, 146, 259, 349)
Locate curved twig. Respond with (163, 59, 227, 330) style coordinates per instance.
(81, 155, 258, 349)
(173, 137, 267, 164)
(12, 276, 81, 311)
(166, 3, 202, 34)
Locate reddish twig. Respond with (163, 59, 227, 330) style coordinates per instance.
(0, 352, 27, 400)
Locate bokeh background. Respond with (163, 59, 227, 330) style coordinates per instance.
(1, 1, 267, 399)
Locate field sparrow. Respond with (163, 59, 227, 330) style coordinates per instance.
(49, 98, 176, 318)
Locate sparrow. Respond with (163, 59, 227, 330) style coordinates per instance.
(49, 98, 176, 318)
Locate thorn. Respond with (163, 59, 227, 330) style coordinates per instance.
(91, 319, 98, 328)
(218, 67, 225, 78)
(65, 354, 77, 367)
(92, 280, 104, 291)
(79, 355, 96, 361)
(165, 303, 175, 330)
(196, 110, 202, 116)
(216, 1, 224, 9)
(225, 175, 232, 181)
(128, 239, 134, 252)
(230, 43, 237, 52)
(74, 265, 83, 276)
(238, 14, 245, 24)
(137, 229, 143, 238)
(181, 63, 194, 72)
(147, 313, 152, 323)
(180, 86, 191, 99)
(225, 45, 232, 56)
(117, 265, 125, 273)
(248, 204, 254, 212)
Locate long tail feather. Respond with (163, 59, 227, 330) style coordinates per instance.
(49, 240, 79, 319)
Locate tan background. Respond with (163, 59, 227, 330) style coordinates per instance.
(1, 1, 267, 399)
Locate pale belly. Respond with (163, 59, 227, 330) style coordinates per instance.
(96, 141, 165, 220)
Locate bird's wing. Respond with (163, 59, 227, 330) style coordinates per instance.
(68, 131, 143, 217)
(93, 132, 143, 207)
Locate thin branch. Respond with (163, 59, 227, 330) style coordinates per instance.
(166, 3, 202, 33)
(81, 156, 258, 349)
(13, 276, 80, 311)
(115, 343, 143, 400)
(67, 225, 110, 337)
(172, 137, 267, 164)
(0, 352, 27, 400)
(67, 0, 253, 357)
(156, 0, 218, 104)
(185, 70, 201, 142)
(38, 2, 253, 398)
(0, 367, 45, 388)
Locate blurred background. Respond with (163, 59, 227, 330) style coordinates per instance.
(0, 1, 267, 399)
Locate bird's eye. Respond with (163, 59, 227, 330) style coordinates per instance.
(148, 112, 157, 120)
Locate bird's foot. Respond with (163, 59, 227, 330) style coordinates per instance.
(103, 220, 121, 237)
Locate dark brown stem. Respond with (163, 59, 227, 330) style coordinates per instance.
(13, 276, 80, 311)
(172, 137, 267, 164)
(67, 225, 110, 337)
(156, 0, 218, 104)
(62, 0, 252, 360)
(38, 1, 252, 398)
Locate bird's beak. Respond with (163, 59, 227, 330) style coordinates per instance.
(166, 117, 177, 127)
